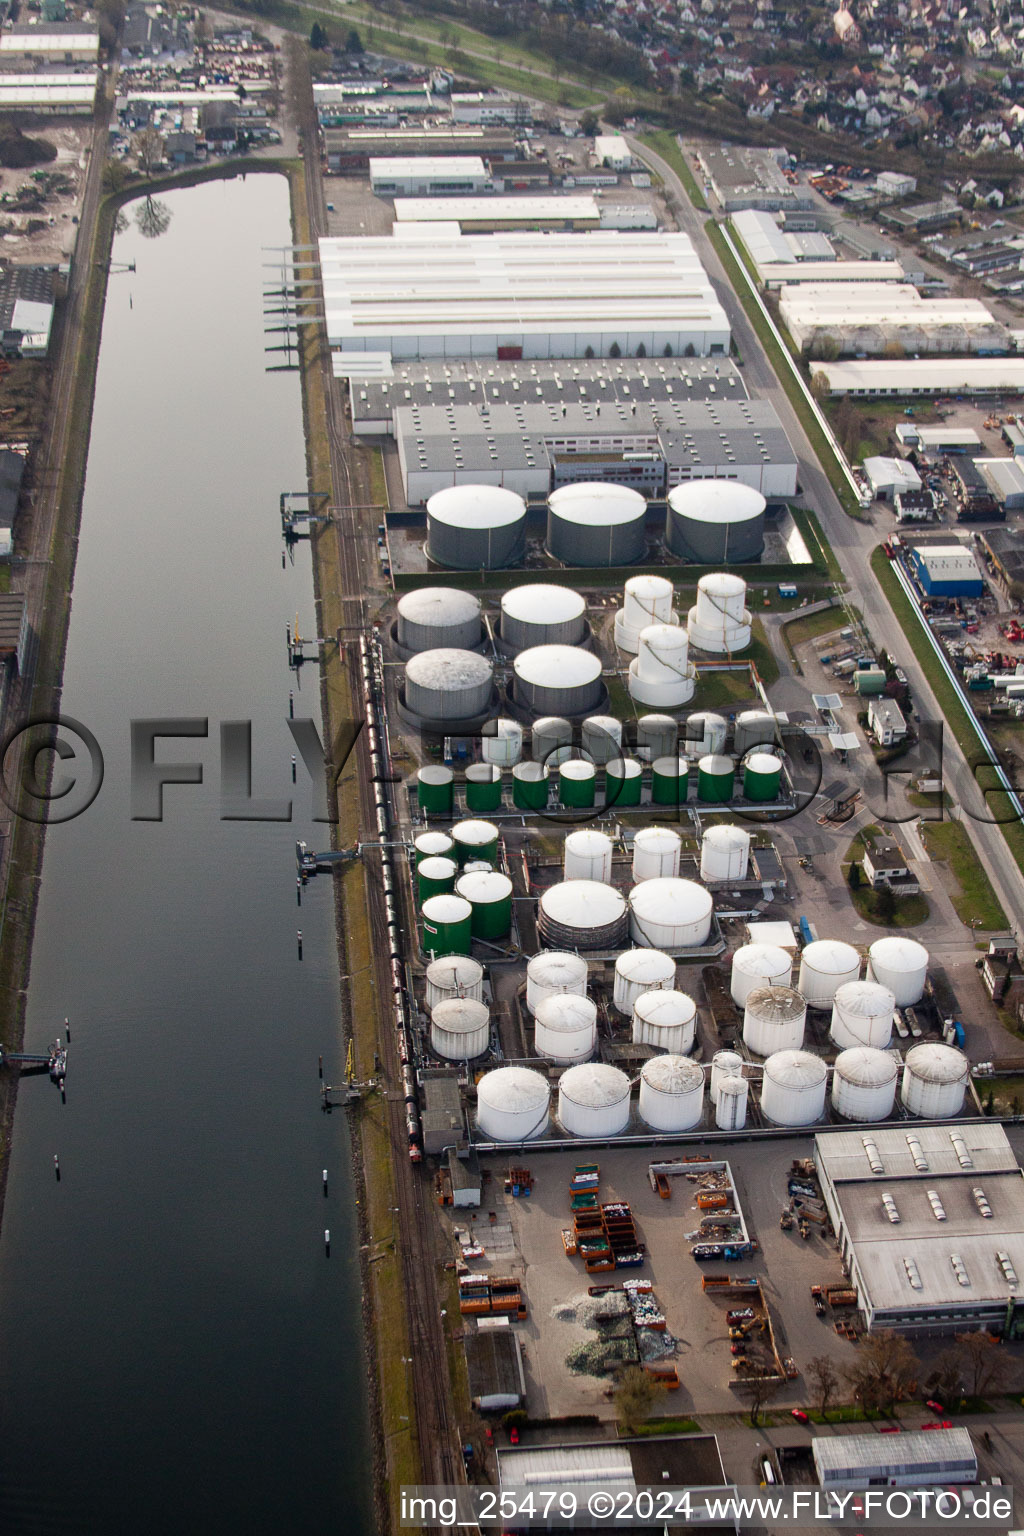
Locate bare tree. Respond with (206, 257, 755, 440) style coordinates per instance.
(133, 127, 164, 177)
(738, 1368, 781, 1427)
(135, 194, 171, 240)
(810, 370, 831, 402)
(954, 1332, 1010, 1401)
(925, 1347, 964, 1406)
(613, 1366, 657, 1434)
(808, 1355, 840, 1419)
(844, 1329, 919, 1413)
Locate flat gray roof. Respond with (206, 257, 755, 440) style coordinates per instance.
(813, 1426, 974, 1476)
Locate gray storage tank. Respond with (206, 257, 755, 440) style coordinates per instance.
(426, 484, 527, 570)
(666, 482, 766, 564)
(513, 646, 604, 718)
(500, 583, 587, 652)
(546, 482, 648, 567)
(404, 648, 494, 723)
(396, 587, 482, 653)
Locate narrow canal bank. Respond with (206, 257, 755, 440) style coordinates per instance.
(0, 173, 372, 1535)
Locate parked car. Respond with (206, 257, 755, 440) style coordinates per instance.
(791, 1409, 809, 1424)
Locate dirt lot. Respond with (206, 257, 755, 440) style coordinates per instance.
(0, 122, 91, 265)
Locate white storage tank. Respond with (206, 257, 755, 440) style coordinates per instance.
(629, 878, 714, 950)
(733, 709, 779, 756)
(710, 1050, 743, 1106)
(631, 827, 682, 883)
(513, 646, 604, 718)
(701, 824, 751, 883)
(532, 716, 572, 767)
(476, 1066, 550, 1142)
(557, 1062, 632, 1137)
(666, 481, 766, 564)
(760, 1049, 828, 1127)
(716, 1074, 749, 1131)
(534, 993, 598, 1065)
(481, 718, 524, 767)
(427, 484, 526, 570)
(546, 482, 647, 567)
(564, 829, 614, 883)
(901, 1043, 969, 1118)
(638, 1055, 704, 1132)
(798, 939, 861, 1008)
(628, 623, 696, 708)
(614, 574, 677, 653)
(582, 716, 622, 765)
(632, 989, 697, 1055)
(415, 830, 455, 863)
(430, 997, 490, 1061)
(405, 648, 494, 723)
(525, 951, 589, 1016)
(831, 1047, 899, 1122)
(743, 985, 806, 1056)
(425, 954, 485, 1010)
(636, 713, 677, 762)
(500, 584, 587, 652)
(538, 880, 628, 952)
(867, 936, 929, 1008)
(396, 587, 482, 653)
(681, 711, 728, 759)
(830, 980, 897, 1050)
(730, 943, 793, 1006)
(613, 949, 675, 1016)
(687, 572, 752, 655)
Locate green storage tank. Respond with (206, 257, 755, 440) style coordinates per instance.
(455, 871, 513, 940)
(558, 760, 596, 809)
(417, 765, 454, 817)
(414, 830, 455, 865)
(465, 761, 503, 813)
(512, 761, 550, 811)
(605, 756, 643, 809)
(451, 818, 500, 868)
(697, 753, 735, 804)
(651, 755, 689, 807)
(421, 893, 473, 959)
(417, 855, 458, 902)
(742, 751, 782, 803)
(854, 667, 887, 696)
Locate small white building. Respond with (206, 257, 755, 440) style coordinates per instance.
(863, 455, 922, 501)
(867, 696, 907, 746)
(875, 170, 918, 199)
(593, 134, 632, 171)
(369, 156, 490, 196)
(451, 91, 528, 126)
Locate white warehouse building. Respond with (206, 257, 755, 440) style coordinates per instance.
(780, 283, 1010, 357)
(812, 358, 1024, 397)
(319, 230, 731, 366)
(369, 156, 491, 196)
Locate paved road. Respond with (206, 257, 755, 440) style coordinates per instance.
(631, 132, 1024, 935)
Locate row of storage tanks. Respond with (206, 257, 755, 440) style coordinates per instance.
(424, 482, 767, 572)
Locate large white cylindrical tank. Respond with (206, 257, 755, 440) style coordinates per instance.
(557, 1062, 632, 1137)
(831, 1047, 899, 1122)
(430, 997, 490, 1061)
(682, 711, 728, 758)
(632, 989, 697, 1055)
(396, 587, 482, 653)
(760, 1049, 828, 1127)
(525, 951, 589, 1015)
(534, 993, 598, 1065)
(830, 980, 897, 1050)
(710, 1050, 743, 1105)
(716, 1074, 749, 1131)
(538, 880, 628, 952)
(631, 827, 682, 883)
(901, 1044, 969, 1118)
(476, 1066, 550, 1141)
(546, 482, 647, 567)
(743, 985, 806, 1056)
(482, 717, 524, 767)
(500, 584, 587, 652)
(733, 709, 779, 756)
(666, 481, 766, 564)
(532, 715, 572, 767)
(798, 940, 861, 1008)
(425, 954, 485, 1010)
(638, 1055, 704, 1132)
(613, 949, 675, 1015)
(426, 484, 526, 570)
(628, 878, 714, 950)
(867, 937, 929, 1008)
(614, 574, 678, 653)
(701, 824, 751, 884)
(730, 943, 793, 1006)
(513, 646, 603, 718)
(628, 624, 696, 708)
(581, 716, 622, 765)
(405, 648, 494, 722)
(687, 572, 752, 654)
(563, 829, 614, 883)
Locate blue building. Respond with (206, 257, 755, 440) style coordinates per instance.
(911, 543, 984, 598)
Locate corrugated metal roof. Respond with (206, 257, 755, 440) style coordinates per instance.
(813, 1426, 975, 1475)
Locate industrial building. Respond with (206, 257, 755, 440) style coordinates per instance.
(880, 197, 960, 233)
(0, 21, 99, 58)
(593, 134, 632, 171)
(320, 230, 731, 366)
(369, 156, 491, 196)
(895, 424, 982, 455)
(910, 543, 984, 597)
(867, 696, 907, 746)
(464, 1329, 526, 1412)
(779, 283, 1010, 357)
(815, 358, 1024, 397)
(979, 527, 1024, 590)
(696, 144, 812, 212)
(815, 1124, 1024, 1333)
(863, 456, 921, 501)
(0, 265, 55, 358)
(0, 72, 96, 111)
(813, 1428, 976, 1489)
(950, 458, 1002, 521)
(392, 195, 605, 232)
(450, 91, 529, 127)
(757, 259, 903, 290)
(978, 459, 1024, 511)
(323, 125, 518, 173)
